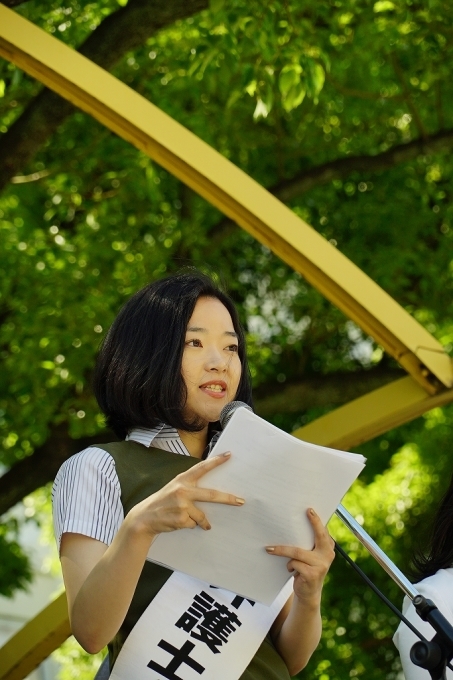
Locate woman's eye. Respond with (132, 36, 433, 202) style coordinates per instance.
(187, 338, 202, 347)
(227, 344, 239, 352)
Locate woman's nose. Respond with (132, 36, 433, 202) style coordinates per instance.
(205, 349, 227, 371)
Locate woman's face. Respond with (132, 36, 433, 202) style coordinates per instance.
(181, 296, 242, 428)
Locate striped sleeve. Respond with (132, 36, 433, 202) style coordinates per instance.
(52, 447, 124, 552)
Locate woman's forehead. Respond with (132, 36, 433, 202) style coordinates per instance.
(187, 297, 235, 330)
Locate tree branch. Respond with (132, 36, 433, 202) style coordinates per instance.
(0, 366, 404, 516)
(0, 0, 209, 192)
(0, 1, 30, 7)
(0, 423, 114, 516)
(272, 128, 453, 202)
(324, 71, 404, 102)
(206, 127, 453, 242)
(253, 366, 404, 418)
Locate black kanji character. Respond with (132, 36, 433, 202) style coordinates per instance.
(191, 592, 215, 615)
(175, 592, 214, 633)
(147, 640, 204, 680)
(231, 596, 255, 609)
(190, 603, 242, 654)
(175, 611, 198, 633)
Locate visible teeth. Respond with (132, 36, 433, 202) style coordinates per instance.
(205, 384, 224, 392)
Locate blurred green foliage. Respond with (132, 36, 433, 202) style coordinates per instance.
(1, 0, 453, 677)
(52, 639, 106, 680)
(0, 517, 32, 596)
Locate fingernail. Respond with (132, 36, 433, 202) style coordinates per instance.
(222, 451, 231, 457)
(265, 546, 275, 553)
(236, 498, 245, 505)
(206, 524, 211, 531)
(308, 508, 315, 516)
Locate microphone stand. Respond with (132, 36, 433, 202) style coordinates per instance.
(335, 504, 453, 680)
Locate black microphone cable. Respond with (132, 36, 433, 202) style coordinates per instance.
(334, 541, 453, 673)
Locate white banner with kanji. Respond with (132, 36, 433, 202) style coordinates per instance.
(109, 571, 293, 680)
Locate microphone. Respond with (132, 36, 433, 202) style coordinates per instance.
(219, 401, 253, 429)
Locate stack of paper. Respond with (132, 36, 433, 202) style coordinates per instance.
(147, 407, 365, 604)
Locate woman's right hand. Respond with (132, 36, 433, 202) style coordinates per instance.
(128, 451, 244, 537)
(61, 451, 244, 652)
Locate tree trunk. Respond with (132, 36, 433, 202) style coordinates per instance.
(0, 0, 209, 191)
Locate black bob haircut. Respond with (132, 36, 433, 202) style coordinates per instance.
(93, 270, 253, 439)
(411, 468, 453, 580)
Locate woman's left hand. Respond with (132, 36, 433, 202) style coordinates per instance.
(266, 508, 335, 604)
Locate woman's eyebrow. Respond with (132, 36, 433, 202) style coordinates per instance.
(186, 326, 238, 339)
(186, 326, 206, 333)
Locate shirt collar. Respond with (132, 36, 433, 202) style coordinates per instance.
(126, 424, 221, 459)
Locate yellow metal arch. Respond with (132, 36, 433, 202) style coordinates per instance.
(297, 376, 453, 449)
(0, 594, 69, 680)
(1, 5, 453, 679)
(0, 4, 451, 395)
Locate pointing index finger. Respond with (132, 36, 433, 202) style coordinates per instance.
(187, 452, 232, 481)
(192, 488, 245, 505)
(184, 453, 244, 506)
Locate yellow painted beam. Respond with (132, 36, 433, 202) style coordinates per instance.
(294, 375, 453, 451)
(0, 593, 70, 680)
(0, 5, 450, 394)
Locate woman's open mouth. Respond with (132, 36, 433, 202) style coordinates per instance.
(199, 381, 227, 398)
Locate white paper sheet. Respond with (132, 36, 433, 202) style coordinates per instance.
(147, 407, 365, 605)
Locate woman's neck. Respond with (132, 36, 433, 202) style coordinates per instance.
(178, 427, 208, 459)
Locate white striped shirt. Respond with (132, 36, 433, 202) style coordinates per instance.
(52, 424, 220, 551)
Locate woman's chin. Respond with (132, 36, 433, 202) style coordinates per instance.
(201, 407, 225, 426)
(181, 408, 219, 429)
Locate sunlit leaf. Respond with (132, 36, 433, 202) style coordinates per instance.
(374, 1, 396, 12)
